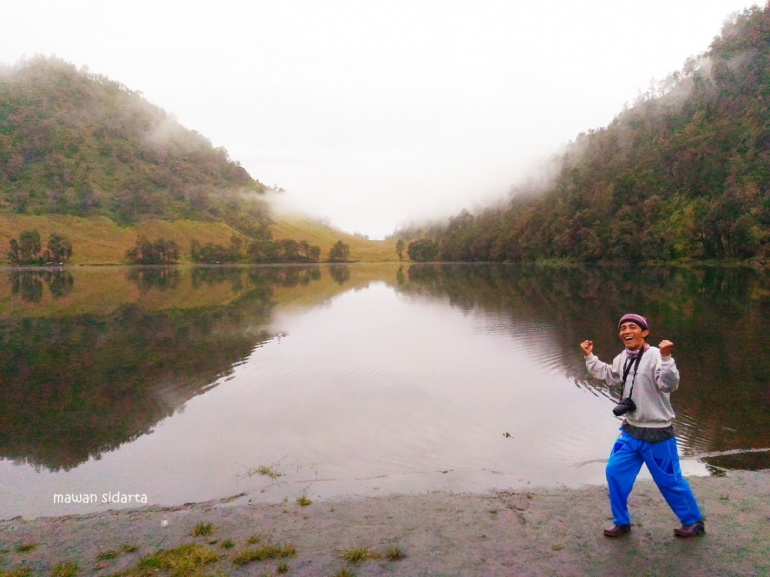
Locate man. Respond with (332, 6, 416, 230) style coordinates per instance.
(580, 313, 704, 538)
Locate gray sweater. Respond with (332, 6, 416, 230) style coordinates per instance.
(585, 347, 679, 428)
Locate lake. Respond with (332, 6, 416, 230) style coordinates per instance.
(1, 263, 769, 519)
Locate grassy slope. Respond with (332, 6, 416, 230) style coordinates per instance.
(271, 217, 399, 262)
(0, 214, 402, 264)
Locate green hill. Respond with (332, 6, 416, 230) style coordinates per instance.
(0, 56, 402, 263)
(0, 56, 270, 238)
(407, 6, 770, 263)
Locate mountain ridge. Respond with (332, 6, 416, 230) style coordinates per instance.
(399, 5, 770, 263)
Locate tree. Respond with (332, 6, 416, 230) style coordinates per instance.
(247, 240, 279, 263)
(328, 241, 351, 262)
(8, 230, 43, 265)
(396, 239, 405, 261)
(46, 233, 73, 263)
(190, 236, 243, 263)
(125, 235, 181, 264)
(407, 238, 439, 262)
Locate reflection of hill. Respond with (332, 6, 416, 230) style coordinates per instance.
(0, 291, 272, 471)
(0, 267, 310, 470)
(0, 264, 403, 318)
(399, 264, 770, 456)
(0, 265, 404, 471)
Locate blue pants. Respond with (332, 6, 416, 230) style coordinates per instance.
(606, 431, 702, 526)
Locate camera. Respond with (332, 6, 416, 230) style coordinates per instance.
(613, 397, 636, 416)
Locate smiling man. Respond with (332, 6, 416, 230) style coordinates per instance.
(580, 313, 704, 539)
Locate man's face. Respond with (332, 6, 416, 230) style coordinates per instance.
(619, 322, 649, 351)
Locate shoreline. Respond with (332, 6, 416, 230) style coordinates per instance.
(2, 470, 768, 576)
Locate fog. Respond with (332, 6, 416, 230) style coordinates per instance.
(1, 0, 758, 238)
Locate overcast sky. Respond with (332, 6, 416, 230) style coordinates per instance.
(2, 1, 759, 238)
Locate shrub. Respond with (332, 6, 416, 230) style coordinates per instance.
(126, 235, 180, 264)
(328, 241, 350, 262)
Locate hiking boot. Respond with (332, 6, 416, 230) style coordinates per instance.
(603, 524, 631, 537)
(674, 520, 705, 538)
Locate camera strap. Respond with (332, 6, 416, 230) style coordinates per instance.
(621, 348, 644, 399)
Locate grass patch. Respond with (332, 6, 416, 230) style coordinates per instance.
(240, 463, 284, 481)
(337, 547, 380, 564)
(97, 551, 119, 561)
(219, 540, 234, 550)
(14, 544, 37, 553)
(246, 535, 261, 545)
(385, 547, 406, 561)
(107, 543, 219, 577)
(332, 570, 356, 577)
(276, 562, 289, 573)
(296, 494, 312, 507)
(231, 544, 297, 566)
(191, 522, 214, 537)
(96, 544, 137, 562)
(551, 544, 563, 551)
(0, 569, 32, 577)
(50, 563, 78, 577)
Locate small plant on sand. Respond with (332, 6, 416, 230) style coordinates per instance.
(96, 550, 119, 561)
(50, 563, 78, 577)
(232, 544, 296, 566)
(114, 543, 219, 577)
(333, 569, 356, 577)
(276, 562, 289, 573)
(220, 540, 234, 549)
(246, 535, 261, 545)
(0, 569, 32, 577)
(96, 544, 136, 562)
(296, 494, 312, 507)
(14, 544, 37, 553)
(337, 547, 379, 564)
(241, 463, 283, 480)
(551, 544, 563, 551)
(192, 522, 214, 537)
(385, 547, 406, 561)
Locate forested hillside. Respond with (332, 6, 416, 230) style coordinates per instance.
(0, 56, 271, 238)
(406, 5, 770, 262)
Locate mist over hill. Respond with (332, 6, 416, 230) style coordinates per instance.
(401, 5, 770, 263)
(0, 56, 270, 238)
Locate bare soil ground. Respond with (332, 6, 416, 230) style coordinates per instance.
(1, 470, 768, 577)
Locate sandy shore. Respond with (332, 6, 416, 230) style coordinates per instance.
(1, 470, 769, 577)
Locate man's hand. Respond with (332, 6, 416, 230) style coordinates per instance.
(659, 340, 674, 357)
(580, 340, 593, 357)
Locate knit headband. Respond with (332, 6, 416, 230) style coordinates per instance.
(618, 313, 649, 331)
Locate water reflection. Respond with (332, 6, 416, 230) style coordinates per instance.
(329, 264, 351, 285)
(127, 267, 181, 293)
(10, 270, 74, 302)
(0, 266, 329, 472)
(0, 263, 768, 519)
(399, 264, 770, 458)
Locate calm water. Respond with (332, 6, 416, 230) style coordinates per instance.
(1, 264, 769, 519)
